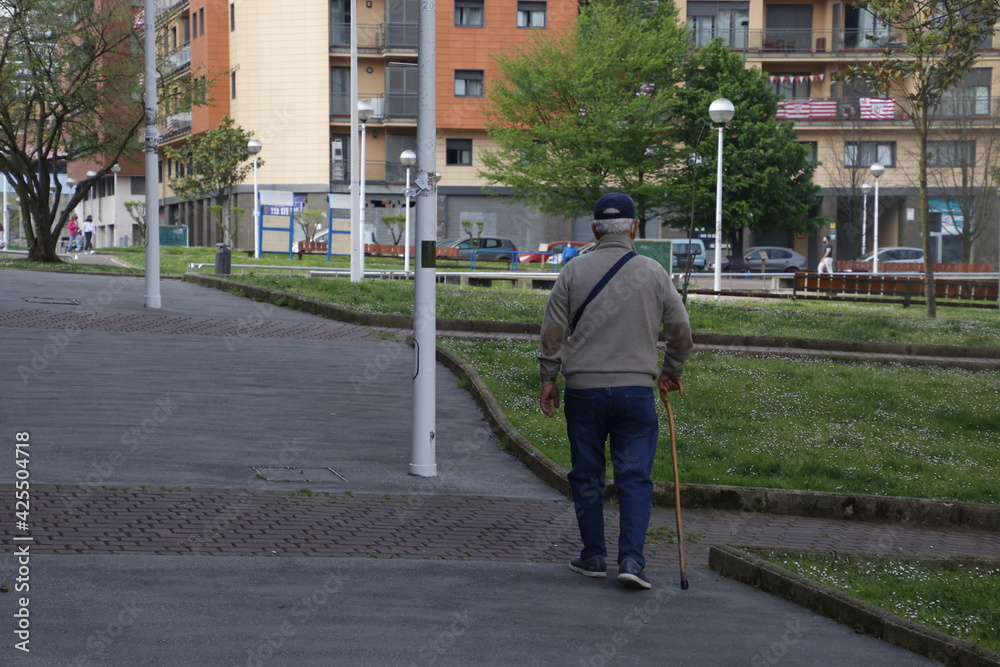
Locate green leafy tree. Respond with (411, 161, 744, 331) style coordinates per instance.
(164, 116, 262, 246)
(664, 41, 824, 256)
(380, 214, 405, 245)
(839, 0, 1000, 318)
(460, 219, 484, 246)
(0, 0, 201, 262)
(479, 0, 691, 237)
(294, 209, 325, 244)
(123, 200, 146, 245)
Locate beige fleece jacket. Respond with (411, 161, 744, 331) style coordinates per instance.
(537, 234, 693, 389)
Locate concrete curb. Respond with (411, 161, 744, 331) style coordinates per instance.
(184, 273, 1000, 531)
(708, 544, 1000, 667)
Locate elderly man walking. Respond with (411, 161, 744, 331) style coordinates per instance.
(538, 192, 693, 590)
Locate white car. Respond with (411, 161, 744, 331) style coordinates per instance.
(859, 247, 924, 268)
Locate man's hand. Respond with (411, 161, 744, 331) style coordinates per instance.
(539, 381, 560, 418)
(657, 373, 684, 396)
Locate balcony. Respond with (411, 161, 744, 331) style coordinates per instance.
(330, 93, 417, 123)
(161, 111, 192, 142)
(774, 97, 1000, 124)
(330, 22, 418, 52)
(330, 159, 410, 185)
(155, 0, 188, 18)
(166, 44, 191, 74)
(697, 28, 1000, 55)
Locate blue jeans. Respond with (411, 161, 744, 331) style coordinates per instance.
(564, 386, 658, 566)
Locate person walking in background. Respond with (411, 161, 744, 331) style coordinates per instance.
(82, 215, 96, 254)
(537, 192, 693, 590)
(818, 236, 833, 274)
(67, 213, 82, 252)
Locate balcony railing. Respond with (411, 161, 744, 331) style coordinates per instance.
(162, 111, 192, 141)
(774, 97, 1000, 122)
(694, 28, 999, 55)
(155, 0, 188, 18)
(330, 93, 417, 122)
(330, 159, 410, 185)
(166, 44, 190, 74)
(330, 22, 418, 52)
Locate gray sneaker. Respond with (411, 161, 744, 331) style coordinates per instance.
(568, 555, 607, 578)
(617, 558, 651, 590)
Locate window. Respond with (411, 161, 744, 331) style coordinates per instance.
(771, 72, 810, 100)
(687, 2, 748, 48)
(844, 141, 894, 168)
(938, 69, 991, 116)
(231, 72, 237, 99)
(454, 70, 484, 97)
(456, 0, 484, 26)
(230, 3, 235, 31)
(446, 139, 472, 166)
(199, 8, 205, 36)
(799, 141, 818, 163)
(517, 1, 546, 28)
(928, 141, 975, 167)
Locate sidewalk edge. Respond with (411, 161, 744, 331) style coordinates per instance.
(708, 544, 1000, 667)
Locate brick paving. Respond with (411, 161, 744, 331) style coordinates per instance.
(3, 486, 998, 567)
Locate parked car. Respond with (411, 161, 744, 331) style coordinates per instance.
(518, 241, 589, 265)
(722, 246, 807, 273)
(438, 237, 519, 262)
(858, 247, 924, 269)
(670, 238, 707, 272)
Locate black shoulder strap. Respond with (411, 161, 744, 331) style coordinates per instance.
(569, 251, 637, 335)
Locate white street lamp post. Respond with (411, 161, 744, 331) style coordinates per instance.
(870, 163, 884, 274)
(111, 163, 121, 247)
(84, 170, 97, 232)
(248, 139, 262, 258)
(861, 182, 871, 258)
(358, 100, 373, 278)
(400, 149, 416, 274)
(709, 98, 735, 298)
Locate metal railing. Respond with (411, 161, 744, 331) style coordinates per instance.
(774, 96, 1000, 123)
(693, 28, 999, 55)
(330, 93, 417, 122)
(330, 22, 418, 52)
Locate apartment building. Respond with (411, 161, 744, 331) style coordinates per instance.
(140, 0, 584, 254)
(679, 0, 1000, 266)
(88, 0, 999, 266)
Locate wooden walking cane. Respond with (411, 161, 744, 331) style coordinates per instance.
(659, 385, 689, 590)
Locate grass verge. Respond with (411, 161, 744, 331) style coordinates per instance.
(439, 338, 1000, 505)
(757, 550, 1000, 654)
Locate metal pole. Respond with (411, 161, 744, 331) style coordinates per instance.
(252, 153, 259, 258)
(861, 190, 868, 257)
(359, 118, 367, 276)
(404, 163, 411, 274)
(2, 177, 8, 249)
(713, 125, 724, 297)
(411, 0, 437, 477)
(143, 0, 161, 309)
(349, 1, 361, 282)
(872, 177, 880, 274)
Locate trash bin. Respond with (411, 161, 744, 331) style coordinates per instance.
(215, 243, 231, 275)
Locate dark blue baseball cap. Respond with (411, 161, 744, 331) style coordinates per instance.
(593, 193, 637, 220)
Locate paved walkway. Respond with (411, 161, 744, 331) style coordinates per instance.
(1, 269, 995, 666)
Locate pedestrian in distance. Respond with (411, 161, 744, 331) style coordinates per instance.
(82, 215, 96, 254)
(537, 192, 693, 590)
(67, 213, 82, 252)
(818, 235, 833, 274)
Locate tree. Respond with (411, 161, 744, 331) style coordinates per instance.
(294, 209, 325, 244)
(663, 41, 824, 255)
(124, 200, 146, 245)
(379, 214, 405, 245)
(479, 0, 691, 237)
(163, 116, 261, 246)
(840, 0, 1000, 317)
(0, 0, 201, 262)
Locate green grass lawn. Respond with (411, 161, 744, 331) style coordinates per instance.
(757, 551, 1000, 654)
(441, 339, 1000, 505)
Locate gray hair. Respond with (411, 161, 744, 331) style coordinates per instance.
(593, 217, 636, 235)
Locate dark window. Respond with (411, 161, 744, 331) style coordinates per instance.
(454, 70, 484, 97)
(844, 141, 895, 168)
(199, 8, 205, 36)
(456, 0, 484, 26)
(517, 1, 546, 28)
(231, 72, 237, 99)
(928, 141, 975, 167)
(446, 139, 473, 165)
(230, 4, 235, 31)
